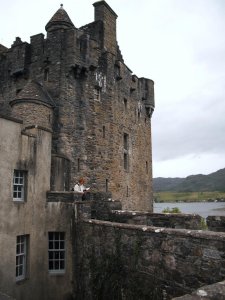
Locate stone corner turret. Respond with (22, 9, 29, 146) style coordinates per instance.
(45, 4, 75, 32)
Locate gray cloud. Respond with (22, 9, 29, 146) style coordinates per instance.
(1, 0, 225, 177)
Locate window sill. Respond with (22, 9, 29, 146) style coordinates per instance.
(48, 271, 65, 276)
(13, 199, 25, 203)
(16, 277, 29, 284)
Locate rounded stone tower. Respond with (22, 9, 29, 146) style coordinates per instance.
(10, 80, 55, 130)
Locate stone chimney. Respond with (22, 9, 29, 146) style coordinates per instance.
(93, 1, 118, 55)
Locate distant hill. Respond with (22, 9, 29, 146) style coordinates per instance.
(153, 168, 225, 192)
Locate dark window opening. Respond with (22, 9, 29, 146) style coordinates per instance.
(124, 133, 128, 151)
(123, 133, 129, 171)
(44, 69, 49, 81)
(138, 111, 140, 122)
(77, 158, 80, 172)
(124, 153, 128, 171)
(106, 179, 108, 192)
(124, 98, 127, 112)
(146, 161, 149, 174)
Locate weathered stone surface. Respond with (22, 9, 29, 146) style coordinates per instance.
(110, 211, 203, 229)
(172, 280, 225, 299)
(207, 216, 225, 232)
(75, 220, 225, 299)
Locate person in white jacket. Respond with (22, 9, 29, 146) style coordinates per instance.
(74, 178, 90, 200)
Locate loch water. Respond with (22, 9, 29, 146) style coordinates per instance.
(154, 201, 225, 218)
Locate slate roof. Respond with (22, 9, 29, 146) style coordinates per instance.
(11, 80, 56, 108)
(45, 5, 75, 31)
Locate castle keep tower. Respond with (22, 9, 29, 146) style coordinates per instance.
(0, 1, 155, 210)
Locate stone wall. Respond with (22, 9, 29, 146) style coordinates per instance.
(110, 211, 203, 229)
(74, 219, 225, 299)
(206, 216, 225, 232)
(11, 102, 53, 130)
(172, 280, 225, 299)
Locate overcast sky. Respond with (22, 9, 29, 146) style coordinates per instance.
(1, 0, 225, 178)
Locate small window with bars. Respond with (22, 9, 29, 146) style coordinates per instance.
(16, 235, 29, 281)
(13, 170, 26, 201)
(48, 232, 65, 273)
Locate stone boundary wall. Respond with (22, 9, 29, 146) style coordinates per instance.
(47, 191, 88, 202)
(207, 216, 225, 232)
(75, 219, 225, 299)
(46, 191, 113, 203)
(172, 280, 225, 299)
(110, 211, 202, 230)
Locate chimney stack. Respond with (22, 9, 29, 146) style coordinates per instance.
(93, 1, 118, 55)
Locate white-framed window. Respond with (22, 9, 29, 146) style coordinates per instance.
(94, 87, 101, 101)
(16, 235, 29, 281)
(48, 232, 65, 273)
(13, 170, 26, 201)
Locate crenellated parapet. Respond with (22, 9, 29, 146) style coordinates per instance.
(8, 37, 31, 78)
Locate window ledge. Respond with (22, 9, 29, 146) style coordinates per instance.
(48, 271, 65, 276)
(16, 277, 29, 284)
(13, 199, 25, 203)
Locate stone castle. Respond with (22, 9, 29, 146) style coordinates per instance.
(1, 2, 225, 300)
(0, 0, 154, 211)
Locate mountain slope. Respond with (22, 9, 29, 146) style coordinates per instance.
(153, 168, 225, 192)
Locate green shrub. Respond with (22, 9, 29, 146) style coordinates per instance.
(199, 217, 208, 230)
(162, 207, 181, 213)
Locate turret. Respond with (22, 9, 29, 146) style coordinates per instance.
(45, 4, 75, 33)
(9, 80, 55, 130)
(139, 78, 155, 118)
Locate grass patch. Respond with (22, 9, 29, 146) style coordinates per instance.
(154, 191, 225, 203)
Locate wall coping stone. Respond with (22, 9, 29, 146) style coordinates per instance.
(82, 219, 225, 241)
(24, 125, 52, 133)
(46, 191, 111, 203)
(111, 210, 200, 218)
(47, 191, 85, 202)
(172, 280, 225, 299)
(0, 114, 23, 124)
